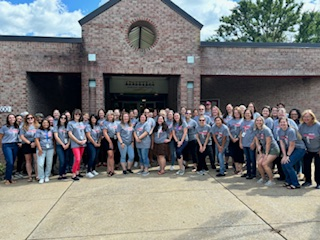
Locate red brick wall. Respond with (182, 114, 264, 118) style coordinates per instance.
(80, 0, 202, 112)
(0, 40, 81, 125)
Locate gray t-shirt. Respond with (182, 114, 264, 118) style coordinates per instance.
(147, 118, 156, 132)
(273, 118, 298, 141)
(35, 129, 54, 150)
(116, 123, 134, 145)
(85, 125, 102, 143)
(211, 124, 229, 146)
(254, 127, 278, 150)
(264, 117, 274, 130)
(20, 125, 37, 144)
(299, 122, 320, 152)
(186, 119, 198, 141)
(278, 127, 305, 150)
(134, 122, 151, 149)
(67, 121, 87, 148)
(53, 125, 69, 145)
(173, 121, 188, 142)
(196, 124, 212, 145)
(154, 126, 170, 144)
(0, 125, 19, 144)
(240, 120, 255, 148)
(166, 119, 174, 132)
(227, 118, 243, 138)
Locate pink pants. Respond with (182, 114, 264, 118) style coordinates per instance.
(72, 147, 85, 174)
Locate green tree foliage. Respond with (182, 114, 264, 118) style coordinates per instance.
(208, 0, 303, 42)
(295, 11, 320, 43)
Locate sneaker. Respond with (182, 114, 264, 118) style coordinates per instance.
(127, 169, 133, 174)
(137, 170, 144, 175)
(142, 171, 150, 176)
(92, 170, 99, 176)
(62, 176, 67, 180)
(170, 165, 175, 171)
(302, 182, 312, 187)
(265, 180, 276, 187)
(246, 175, 253, 180)
(134, 162, 138, 168)
(176, 170, 185, 175)
(39, 179, 44, 184)
(58, 176, 63, 180)
(216, 173, 226, 177)
(316, 185, 320, 189)
(123, 170, 127, 175)
(44, 177, 50, 183)
(77, 174, 84, 178)
(197, 170, 205, 175)
(257, 178, 267, 184)
(86, 172, 95, 178)
(72, 176, 80, 181)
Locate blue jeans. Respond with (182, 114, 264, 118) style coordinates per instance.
(56, 145, 70, 176)
(2, 143, 18, 181)
(216, 145, 226, 174)
(169, 140, 176, 165)
(137, 148, 149, 167)
(37, 148, 54, 180)
(117, 142, 134, 163)
(87, 142, 100, 172)
(243, 147, 256, 177)
(282, 148, 306, 186)
(175, 141, 188, 159)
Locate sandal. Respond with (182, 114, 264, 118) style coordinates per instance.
(27, 177, 33, 182)
(4, 180, 11, 185)
(287, 185, 300, 190)
(158, 171, 165, 175)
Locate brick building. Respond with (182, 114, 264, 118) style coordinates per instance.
(1, 0, 320, 124)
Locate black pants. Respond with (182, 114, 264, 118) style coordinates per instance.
(304, 151, 320, 185)
(197, 146, 214, 171)
(183, 140, 198, 164)
(16, 146, 26, 173)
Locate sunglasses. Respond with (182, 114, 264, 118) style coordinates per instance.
(199, 108, 204, 110)
(199, 119, 205, 122)
(74, 113, 81, 116)
(27, 117, 34, 120)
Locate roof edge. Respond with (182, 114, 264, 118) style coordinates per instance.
(161, 0, 203, 29)
(201, 41, 320, 48)
(0, 35, 82, 43)
(79, 0, 121, 26)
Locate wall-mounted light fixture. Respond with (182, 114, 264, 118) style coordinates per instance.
(88, 54, 96, 62)
(89, 79, 96, 88)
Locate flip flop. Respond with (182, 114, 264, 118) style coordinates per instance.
(158, 171, 165, 175)
(287, 185, 300, 190)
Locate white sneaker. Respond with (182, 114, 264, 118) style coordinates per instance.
(86, 172, 95, 178)
(265, 180, 276, 187)
(257, 178, 266, 184)
(134, 162, 138, 168)
(136, 170, 144, 175)
(92, 170, 99, 176)
(142, 171, 150, 176)
(39, 179, 44, 184)
(44, 177, 50, 183)
(176, 169, 185, 176)
(170, 165, 175, 171)
(197, 170, 205, 175)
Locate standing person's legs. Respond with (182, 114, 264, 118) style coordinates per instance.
(282, 148, 305, 187)
(141, 148, 149, 172)
(56, 145, 65, 177)
(36, 149, 46, 182)
(169, 140, 176, 167)
(127, 144, 135, 170)
(118, 142, 128, 171)
(303, 152, 313, 184)
(44, 149, 54, 180)
(86, 143, 96, 173)
(314, 153, 320, 187)
(3, 143, 18, 182)
(72, 148, 81, 175)
(216, 145, 225, 175)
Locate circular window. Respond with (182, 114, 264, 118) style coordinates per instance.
(128, 21, 156, 50)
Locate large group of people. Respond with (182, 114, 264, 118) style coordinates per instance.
(1, 101, 319, 190)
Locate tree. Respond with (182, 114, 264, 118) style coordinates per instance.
(208, 0, 303, 42)
(295, 11, 320, 43)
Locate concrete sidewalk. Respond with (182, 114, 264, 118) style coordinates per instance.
(1, 166, 320, 240)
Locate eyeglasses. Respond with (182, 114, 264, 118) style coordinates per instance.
(27, 117, 34, 120)
(74, 113, 81, 116)
(199, 119, 205, 121)
(60, 117, 66, 119)
(199, 108, 204, 111)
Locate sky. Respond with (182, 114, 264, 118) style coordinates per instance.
(0, 0, 320, 41)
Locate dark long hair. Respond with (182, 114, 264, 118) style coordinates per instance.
(39, 119, 50, 130)
(6, 114, 19, 128)
(58, 114, 68, 128)
(89, 114, 98, 129)
(154, 116, 168, 132)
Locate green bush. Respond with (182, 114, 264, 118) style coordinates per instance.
(0, 163, 5, 176)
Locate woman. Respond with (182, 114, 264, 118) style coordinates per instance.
(184, 109, 198, 172)
(247, 102, 261, 119)
(116, 112, 135, 174)
(134, 114, 151, 176)
(102, 110, 118, 176)
(0, 114, 19, 185)
(172, 112, 188, 176)
(211, 117, 229, 177)
(223, 104, 233, 124)
(239, 109, 256, 179)
(289, 108, 301, 125)
(279, 117, 306, 189)
(261, 106, 274, 130)
(166, 110, 176, 171)
(67, 109, 87, 181)
(227, 107, 244, 174)
(35, 119, 54, 184)
(299, 109, 320, 189)
(20, 114, 40, 182)
(254, 116, 280, 186)
(195, 116, 213, 175)
(152, 115, 171, 175)
(210, 106, 222, 124)
(53, 114, 70, 180)
(85, 115, 102, 178)
(97, 109, 107, 167)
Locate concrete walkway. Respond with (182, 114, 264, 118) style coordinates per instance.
(1, 166, 320, 240)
